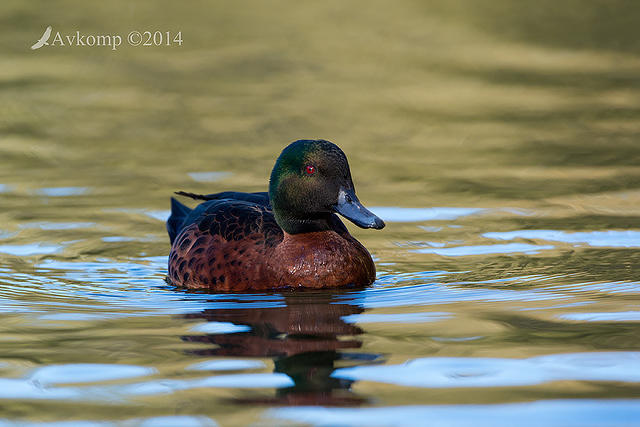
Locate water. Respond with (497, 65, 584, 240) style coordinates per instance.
(1, 1, 640, 425)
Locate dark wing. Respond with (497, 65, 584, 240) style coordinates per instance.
(168, 199, 283, 289)
(181, 199, 283, 246)
(169, 191, 270, 244)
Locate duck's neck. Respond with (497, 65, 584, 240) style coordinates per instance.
(274, 211, 334, 234)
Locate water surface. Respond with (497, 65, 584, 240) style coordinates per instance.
(1, 1, 639, 425)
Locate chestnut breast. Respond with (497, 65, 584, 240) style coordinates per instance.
(268, 231, 376, 289)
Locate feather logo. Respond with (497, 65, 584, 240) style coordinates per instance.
(31, 26, 52, 50)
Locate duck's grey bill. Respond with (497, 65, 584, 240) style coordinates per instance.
(332, 188, 385, 229)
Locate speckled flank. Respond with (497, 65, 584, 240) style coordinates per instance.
(168, 201, 283, 291)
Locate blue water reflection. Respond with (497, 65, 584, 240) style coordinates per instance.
(0, 416, 218, 427)
(188, 171, 232, 182)
(559, 311, 640, 322)
(0, 243, 65, 256)
(332, 352, 640, 387)
(371, 207, 484, 222)
(484, 230, 640, 248)
(269, 400, 640, 427)
(413, 243, 554, 256)
(35, 187, 89, 197)
(30, 364, 155, 385)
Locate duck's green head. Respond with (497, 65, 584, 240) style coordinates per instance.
(269, 139, 385, 234)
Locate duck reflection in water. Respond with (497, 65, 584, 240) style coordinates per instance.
(181, 290, 382, 406)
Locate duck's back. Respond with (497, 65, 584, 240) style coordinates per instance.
(167, 193, 284, 290)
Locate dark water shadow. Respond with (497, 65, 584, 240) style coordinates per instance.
(180, 290, 382, 406)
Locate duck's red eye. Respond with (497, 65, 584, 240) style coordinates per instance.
(304, 165, 316, 175)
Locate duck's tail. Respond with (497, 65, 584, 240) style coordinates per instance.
(174, 190, 211, 201)
(167, 197, 192, 245)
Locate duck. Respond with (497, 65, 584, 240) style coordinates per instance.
(166, 139, 385, 291)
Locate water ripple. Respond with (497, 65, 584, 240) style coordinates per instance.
(413, 243, 554, 256)
(341, 312, 451, 324)
(186, 360, 265, 371)
(0, 243, 65, 256)
(340, 282, 564, 309)
(35, 187, 89, 197)
(484, 230, 640, 248)
(370, 207, 483, 222)
(269, 399, 640, 427)
(332, 352, 640, 388)
(188, 171, 231, 182)
(559, 311, 640, 322)
(30, 364, 156, 385)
